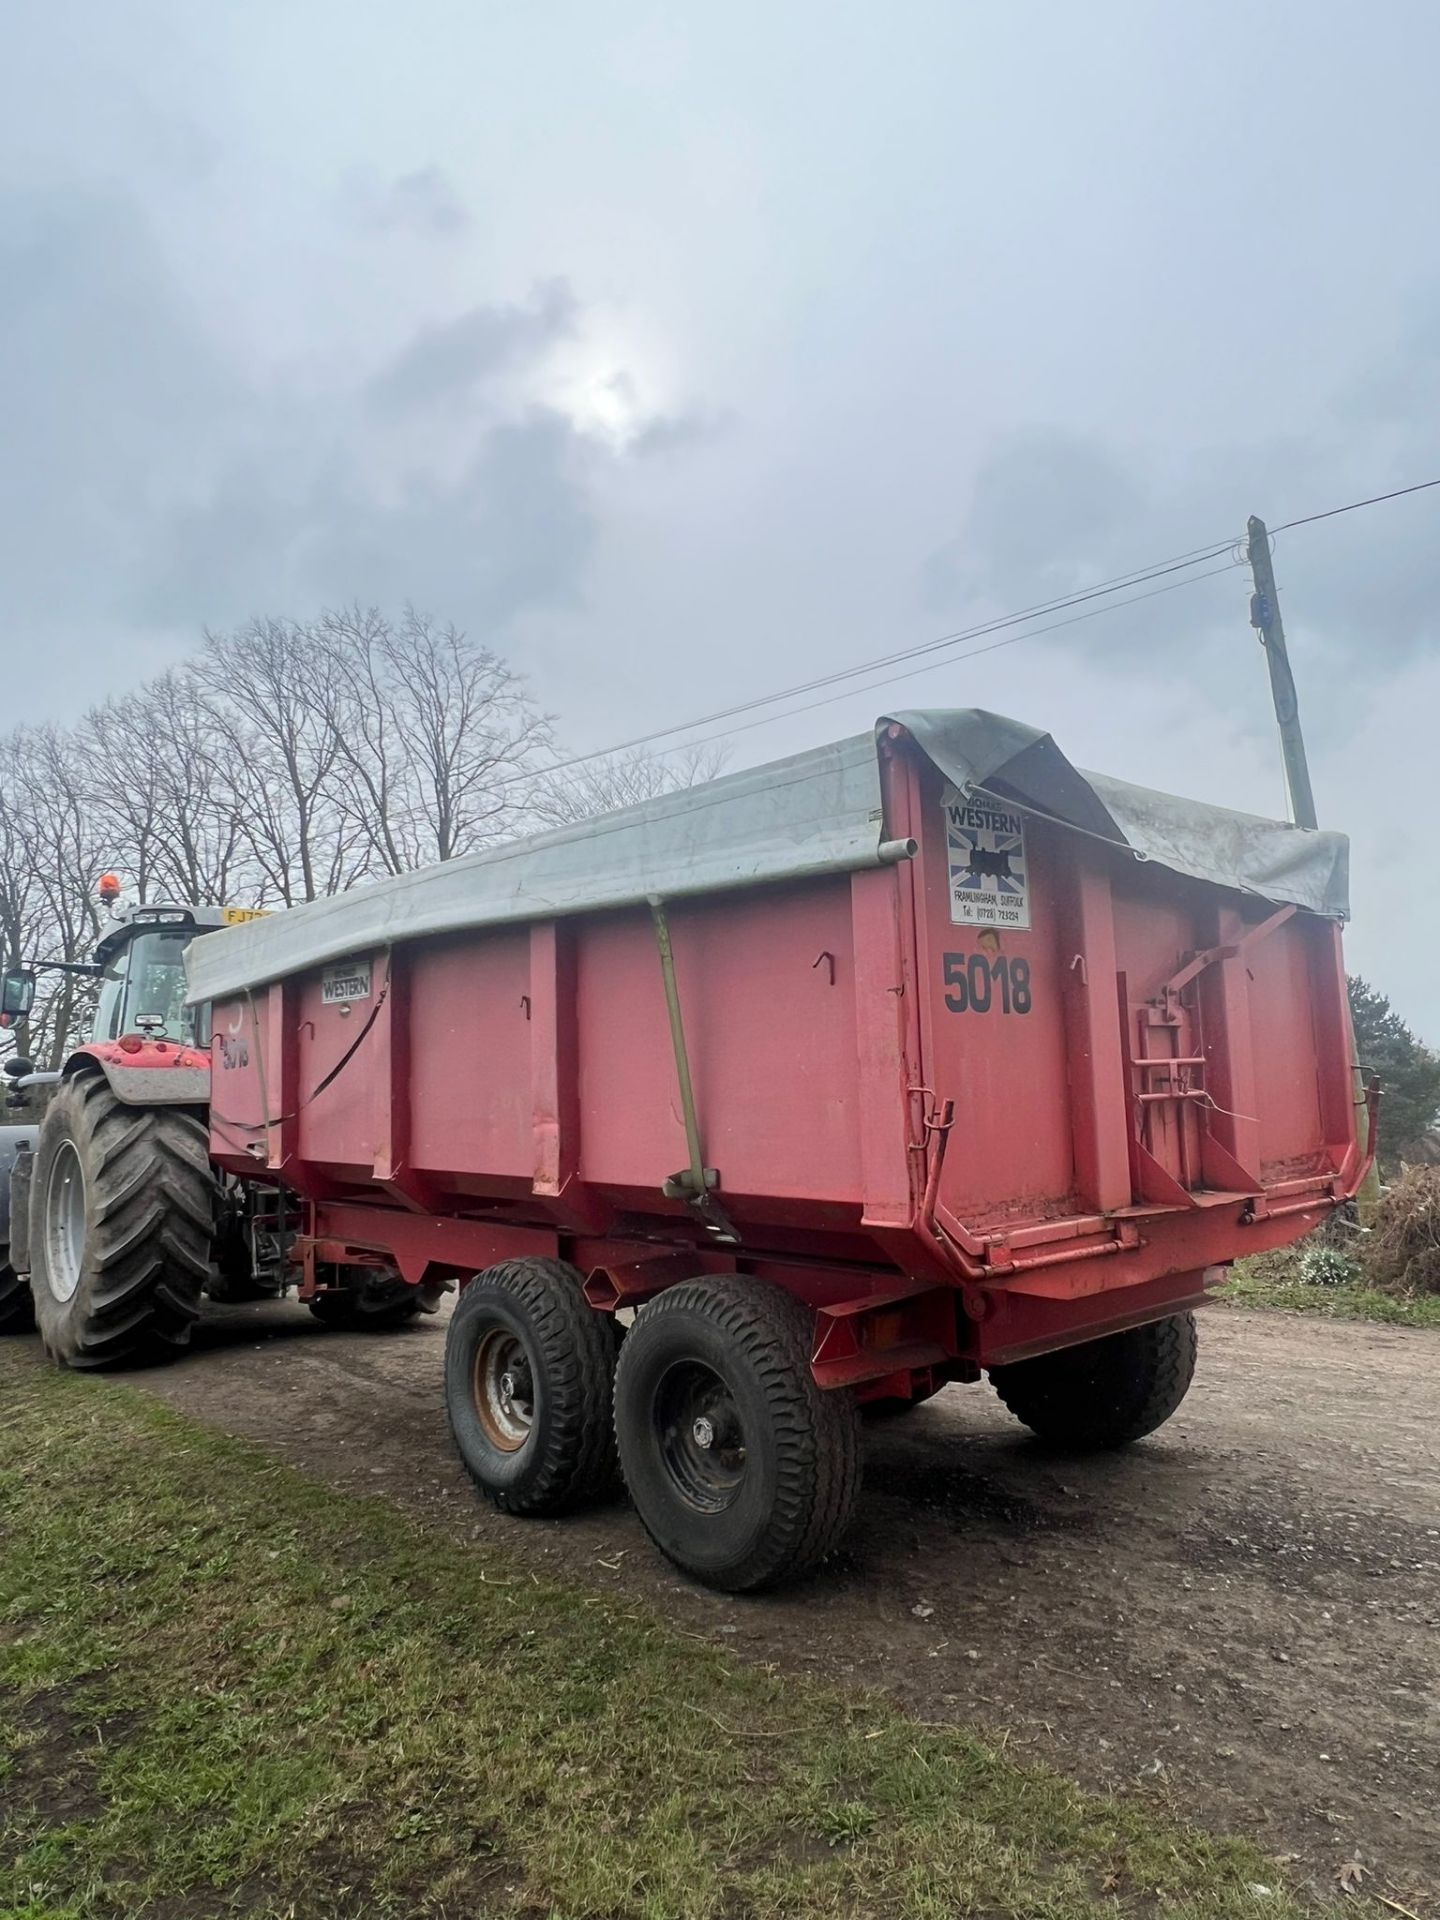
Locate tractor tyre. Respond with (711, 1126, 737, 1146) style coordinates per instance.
(29, 1076, 211, 1369)
(613, 1277, 860, 1593)
(308, 1271, 423, 1330)
(0, 1262, 34, 1334)
(990, 1311, 1198, 1450)
(445, 1258, 619, 1516)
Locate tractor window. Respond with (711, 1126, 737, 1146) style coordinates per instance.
(118, 931, 209, 1047)
(94, 963, 125, 1041)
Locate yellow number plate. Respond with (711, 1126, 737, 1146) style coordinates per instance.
(221, 907, 269, 925)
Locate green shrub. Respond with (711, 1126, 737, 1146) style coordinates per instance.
(1297, 1243, 1360, 1289)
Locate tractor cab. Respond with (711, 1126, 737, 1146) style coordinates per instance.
(0, 894, 246, 1051)
(90, 904, 234, 1048)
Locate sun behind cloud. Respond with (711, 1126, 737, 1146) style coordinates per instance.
(535, 310, 680, 448)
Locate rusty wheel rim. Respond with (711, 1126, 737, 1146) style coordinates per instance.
(472, 1327, 536, 1453)
(655, 1360, 747, 1513)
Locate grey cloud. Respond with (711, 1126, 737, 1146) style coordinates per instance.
(924, 323, 1440, 716)
(0, 188, 242, 645)
(144, 409, 598, 632)
(0, 188, 660, 697)
(359, 165, 470, 237)
(365, 280, 578, 415)
(924, 430, 1144, 614)
(630, 405, 734, 457)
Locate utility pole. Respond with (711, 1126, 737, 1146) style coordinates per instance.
(1247, 515, 1380, 1212)
(1246, 514, 1318, 829)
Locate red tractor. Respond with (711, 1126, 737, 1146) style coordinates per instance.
(0, 893, 421, 1364)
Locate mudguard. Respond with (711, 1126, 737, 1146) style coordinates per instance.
(64, 1042, 211, 1108)
(0, 1122, 37, 1259)
(7, 1141, 32, 1273)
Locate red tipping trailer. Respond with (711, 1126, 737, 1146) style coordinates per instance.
(188, 710, 1371, 1590)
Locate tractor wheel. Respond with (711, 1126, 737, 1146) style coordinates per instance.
(29, 1076, 210, 1370)
(445, 1258, 619, 1516)
(613, 1277, 860, 1593)
(990, 1312, 1198, 1451)
(308, 1270, 422, 1330)
(0, 1262, 34, 1334)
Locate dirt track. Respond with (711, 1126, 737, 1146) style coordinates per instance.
(21, 1301, 1439, 1906)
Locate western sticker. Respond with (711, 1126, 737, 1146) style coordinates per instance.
(943, 787, 1030, 929)
(321, 958, 372, 1004)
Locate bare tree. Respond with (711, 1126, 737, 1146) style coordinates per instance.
(363, 609, 553, 865)
(1, 728, 106, 1067)
(202, 618, 360, 905)
(79, 697, 165, 902)
(0, 732, 46, 1066)
(528, 741, 729, 830)
(81, 670, 257, 910)
(0, 602, 668, 1067)
(311, 606, 412, 877)
(142, 667, 250, 905)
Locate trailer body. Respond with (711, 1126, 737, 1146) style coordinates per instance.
(191, 710, 1366, 1391)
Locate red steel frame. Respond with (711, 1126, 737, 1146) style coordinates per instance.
(204, 728, 1373, 1396)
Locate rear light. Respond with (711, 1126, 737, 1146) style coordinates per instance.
(118, 1035, 144, 1054)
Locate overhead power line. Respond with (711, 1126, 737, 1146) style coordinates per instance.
(521, 544, 1238, 791)
(668, 562, 1241, 754)
(644, 540, 1239, 732)
(1270, 475, 1440, 534)
(524, 473, 1440, 790)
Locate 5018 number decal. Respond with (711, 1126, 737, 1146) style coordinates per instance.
(943, 952, 1032, 1016)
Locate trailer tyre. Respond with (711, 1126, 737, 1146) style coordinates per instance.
(445, 1258, 618, 1516)
(990, 1312, 1198, 1450)
(0, 1263, 34, 1334)
(614, 1278, 860, 1593)
(29, 1075, 210, 1369)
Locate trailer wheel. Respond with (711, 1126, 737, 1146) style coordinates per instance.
(29, 1076, 210, 1369)
(445, 1258, 618, 1516)
(990, 1312, 1198, 1450)
(0, 1262, 34, 1334)
(308, 1270, 421, 1330)
(613, 1278, 860, 1593)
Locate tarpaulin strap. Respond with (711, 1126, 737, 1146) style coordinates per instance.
(210, 952, 393, 1137)
(648, 897, 739, 1245)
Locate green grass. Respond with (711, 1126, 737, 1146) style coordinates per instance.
(0, 1351, 1345, 1920)
(1218, 1253, 1440, 1329)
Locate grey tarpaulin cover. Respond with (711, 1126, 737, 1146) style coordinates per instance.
(185, 708, 1349, 1003)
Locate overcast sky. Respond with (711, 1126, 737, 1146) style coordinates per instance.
(4, 2, 1438, 1034)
